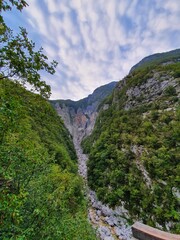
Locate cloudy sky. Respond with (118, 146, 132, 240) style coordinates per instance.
(3, 0, 180, 100)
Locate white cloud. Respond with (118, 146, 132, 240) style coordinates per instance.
(44, 0, 57, 13)
(25, 0, 49, 38)
(118, 0, 131, 16)
(18, 0, 180, 100)
(156, 0, 180, 13)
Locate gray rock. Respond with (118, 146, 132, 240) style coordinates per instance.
(92, 201, 101, 210)
(104, 217, 114, 226)
(114, 226, 122, 237)
(101, 206, 112, 217)
(104, 216, 118, 226)
(104, 237, 114, 240)
(98, 226, 112, 239)
(96, 210, 102, 216)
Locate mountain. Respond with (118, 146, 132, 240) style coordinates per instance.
(0, 79, 96, 239)
(50, 81, 117, 142)
(130, 48, 180, 73)
(82, 49, 180, 233)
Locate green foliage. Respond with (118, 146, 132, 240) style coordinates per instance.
(0, 0, 28, 12)
(164, 86, 177, 96)
(0, 3, 97, 239)
(173, 70, 180, 78)
(0, 0, 58, 99)
(0, 1, 28, 26)
(0, 79, 97, 239)
(0, 27, 57, 98)
(130, 49, 180, 73)
(82, 61, 180, 233)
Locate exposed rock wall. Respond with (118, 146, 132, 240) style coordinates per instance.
(52, 81, 117, 142)
(52, 82, 134, 239)
(124, 73, 179, 110)
(114, 69, 180, 111)
(54, 101, 98, 142)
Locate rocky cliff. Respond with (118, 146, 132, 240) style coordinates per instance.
(50, 82, 117, 142)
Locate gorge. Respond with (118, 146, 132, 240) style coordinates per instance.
(1, 49, 179, 240)
(51, 82, 130, 239)
(51, 49, 180, 240)
(1, 2, 180, 239)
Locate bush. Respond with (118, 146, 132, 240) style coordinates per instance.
(164, 86, 177, 96)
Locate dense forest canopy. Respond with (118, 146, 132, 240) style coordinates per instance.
(0, 79, 97, 239)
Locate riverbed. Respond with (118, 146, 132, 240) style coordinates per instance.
(73, 137, 133, 240)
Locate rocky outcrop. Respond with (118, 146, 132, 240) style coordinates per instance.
(131, 145, 152, 189)
(113, 68, 180, 111)
(124, 72, 179, 110)
(51, 82, 117, 142)
(51, 50, 180, 239)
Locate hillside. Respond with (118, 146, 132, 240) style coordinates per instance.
(0, 79, 97, 239)
(130, 48, 180, 73)
(82, 50, 180, 234)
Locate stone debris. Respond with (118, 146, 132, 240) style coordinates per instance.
(98, 226, 112, 239)
(74, 138, 133, 240)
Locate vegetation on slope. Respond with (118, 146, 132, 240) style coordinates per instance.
(130, 48, 180, 73)
(82, 60, 180, 233)
(0, 79, 97, 239)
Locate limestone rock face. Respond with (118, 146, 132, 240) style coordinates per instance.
(124, 73, 179, 110)
(53, 100, 97, 143)
(114, 68, 180, 111)
(51, 82, 117, 142)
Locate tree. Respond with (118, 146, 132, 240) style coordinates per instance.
(0, 0, 58, 98)
(0, 0, 28, 11)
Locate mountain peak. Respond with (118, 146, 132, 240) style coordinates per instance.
(130, 48, 180, 73)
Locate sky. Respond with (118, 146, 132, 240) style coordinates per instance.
(3, 0, 180, 100)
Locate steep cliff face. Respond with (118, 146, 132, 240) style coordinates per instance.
(51, 82, 117, 142)
(114, 67, 180, 110)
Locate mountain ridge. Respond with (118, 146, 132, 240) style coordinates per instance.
(51, 81, 117, 112)
(50, 48, 180, 238)
(130, 48, 180, 73)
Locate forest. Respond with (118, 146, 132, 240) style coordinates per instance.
(0, 78, 97, 239)
(0, 1, 96, 239)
